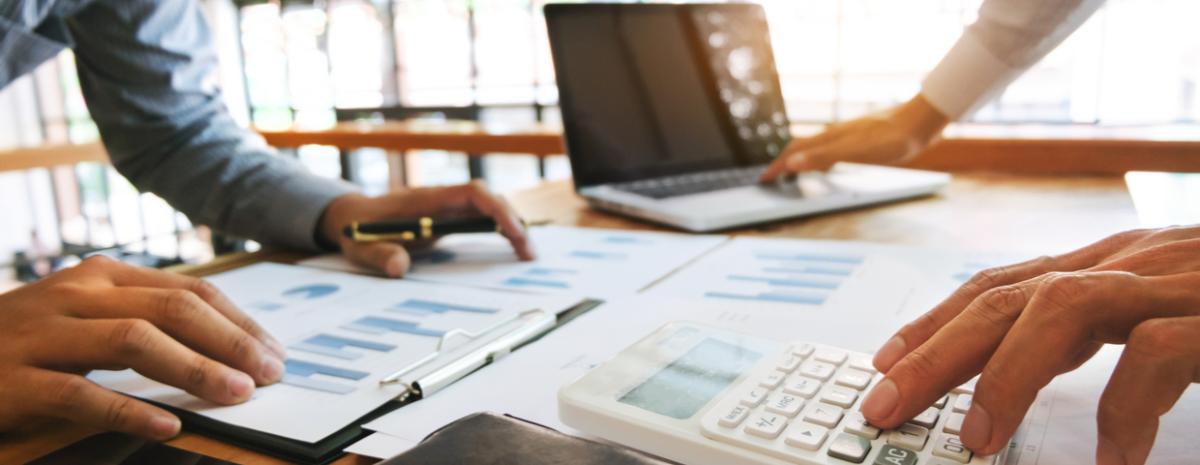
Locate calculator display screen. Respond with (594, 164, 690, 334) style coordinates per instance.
(618, 337, 761, 419)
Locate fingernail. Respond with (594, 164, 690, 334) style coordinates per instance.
(1097, 436, 1127, 465)
(961, 404, 993, 450)
(874, 336, 907, 372)
(149, 415, 181, 440)
(860, 378, 899, 422)
(260, 355, 284, 383)
(226, 372, 255, 401)
(386, 255, 405, 278)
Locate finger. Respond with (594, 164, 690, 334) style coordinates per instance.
(1089, 237, 1200, 276)
(861, 276, 1042, 428)
(341, 239, 412, 278)
(55, 287, 283, 385)
(961, 272, 1200, 454)
(457, 182, 535, 261)
(81, 256, 286, 359)
(35, 319, 259, 405)
(873, 229, 1154, 372)
(19, 369, 180, 440)
(1097, 316, 1200, 465)
(761, 134, 846, 181)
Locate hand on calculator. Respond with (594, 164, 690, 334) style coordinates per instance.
(861, 226, 1200, 465)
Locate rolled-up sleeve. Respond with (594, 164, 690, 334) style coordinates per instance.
(66, 0, 358, 251)
(921, 0, 1106, 120)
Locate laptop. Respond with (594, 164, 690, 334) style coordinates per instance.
(544, 3, 950, 232)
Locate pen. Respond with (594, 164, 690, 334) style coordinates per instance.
(343, 216, 511, 242)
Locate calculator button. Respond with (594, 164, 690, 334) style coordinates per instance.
(835, 369, 873, 391)
(803, 402, 844, 428)
(740, 388, 767, 407)
(765, 394, 805, 418)
(717, 404, 750, 428)
(887, 423, 929, 451)
(873, 445, 919, 465)
(799, 360, 836, 381)
(759, 371, 786, 389)
(828, 432, 871, 463)
(782, 375, 822, 399)
(821, 386, 859, 408)
(844, 412, 880, 439)
(944, 412, 965, 434)
(930, 459, 964, 465)
(777, 355, 804, 373)
(784, 422, 828, 451)
(911, 406, 941, 428)
(952, 394, 972, 413)
(849, 357, 877, 375)
(814, 348, 848, 365)
(932, 434, 973, 463)
(744, 412, 787, 440)
(934, 394, 949, 409)
(792, 343, 815, 358)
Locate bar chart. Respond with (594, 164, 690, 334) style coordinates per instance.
(282, 359, 371, 395)
(390, 299, 499, 316)
(290, 334, 397, 360)
(698, 249, 863, 305)
(342, 316, 446, 338)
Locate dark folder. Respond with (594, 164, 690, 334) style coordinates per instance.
(380, 412, 679, 465)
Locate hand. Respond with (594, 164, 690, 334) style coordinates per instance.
(319, 181, 535, 278)
(0, 256, 286, 439)
(859, 226, 1200, 465)
(760, 94, 950, 181)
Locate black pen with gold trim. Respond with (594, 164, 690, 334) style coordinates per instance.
(343, 216, 507, 242)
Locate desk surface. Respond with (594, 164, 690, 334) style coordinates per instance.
(0, 173, 1142, 464)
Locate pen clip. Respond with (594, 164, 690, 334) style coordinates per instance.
(378, 309, 554, 400)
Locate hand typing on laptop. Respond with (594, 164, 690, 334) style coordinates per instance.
(858, 225, 1200, 465)
(0, 256, 286, 440)
(318, 181, 535, 278)
(759, 95, 949, 182)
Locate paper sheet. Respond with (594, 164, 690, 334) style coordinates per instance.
(1004, 345, 1199, 465)
(645, 235, 1019, 320)
(90, 263, 582, 443)
(300, 225, 728, 298)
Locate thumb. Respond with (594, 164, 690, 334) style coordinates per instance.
(342, 240, 412, 278)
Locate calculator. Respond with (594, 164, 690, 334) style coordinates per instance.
(559, 322, 1003, 465)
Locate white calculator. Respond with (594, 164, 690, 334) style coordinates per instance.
(559, 322, 1003, 465)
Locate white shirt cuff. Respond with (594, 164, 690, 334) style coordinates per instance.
(920, 32, 1026, 120)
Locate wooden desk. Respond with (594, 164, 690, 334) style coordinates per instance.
(258, 121, 1200, 175)
(0, 173, 1142, 464)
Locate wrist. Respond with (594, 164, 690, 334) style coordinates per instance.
(891, 94, 951, 153)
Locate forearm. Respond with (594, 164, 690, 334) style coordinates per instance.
(920, 0, 1106, 119)
(68, 0, 358, 251)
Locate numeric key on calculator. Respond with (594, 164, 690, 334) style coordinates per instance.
(887, 423, 929, 451)
(932, 434, 972, 463)
(803, 402, 844, 428)
(820, 386, 859, 408)
(844, 412, 881, 440)
(911, 406, 940, 428)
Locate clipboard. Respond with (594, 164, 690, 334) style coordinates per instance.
(151, 299, 604, 465)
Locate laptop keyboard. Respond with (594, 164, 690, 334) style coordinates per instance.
(613, 166, 767, 199)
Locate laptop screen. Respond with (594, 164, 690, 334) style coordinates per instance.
(546, 3, 790, 188)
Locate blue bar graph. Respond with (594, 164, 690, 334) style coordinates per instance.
(570, 250, 627, 260)
(525, 267, 577, 276)
(754, 252, 865, 265)
(762, 266, 854, 277)
(704, 291, 827, 306)
(391, 299, 499, 316)
(503, 276, 570, 289)
(728, 274, 840, 290)
(342, 316, 446, 338)
(281, 359, 369, 395)
(604, 235, 651, 244)
(290, 334, 396, 360)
